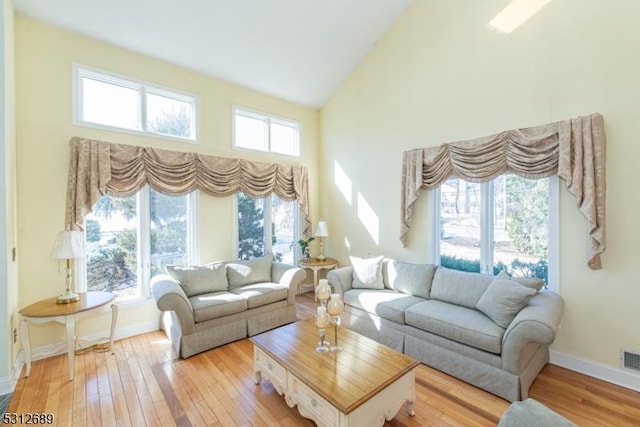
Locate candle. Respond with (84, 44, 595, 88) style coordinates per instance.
(317, 279, 331, 301)
(327, 293, 344, 316)
(316, 306, 329, 328)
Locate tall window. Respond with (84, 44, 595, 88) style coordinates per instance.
(237, 193, 299, 263)
(233, 107, 300, 156)
(82, 187, 197, 301)
(74, 64, 197, 141)
(435, 175, 557, 286)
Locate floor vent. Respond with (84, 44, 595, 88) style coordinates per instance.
(621, 349, 640, 372)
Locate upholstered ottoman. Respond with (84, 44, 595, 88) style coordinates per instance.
(498, 398, 576, 426)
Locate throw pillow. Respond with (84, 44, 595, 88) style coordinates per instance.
(350, 255, 385, 290)
(226, 254, 273, 288)
(476, 275, 537, 328)
(165, 264, 229, 297)
(495, 270, 545, 291)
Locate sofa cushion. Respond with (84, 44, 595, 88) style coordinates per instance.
(405, 299, 505, 354)
(226, 254, 273, 288)
(477, 275, 537, 328)
(343, 289, 424, 324)
(430, 267, 494, 309)
(165, 264, 229, 297)
(351, 255, 385, 289)
(189, 291, 248, 322)
(230, 282, 289, 309)
(383, 260, 437, 299)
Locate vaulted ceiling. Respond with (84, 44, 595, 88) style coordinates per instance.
(14, 0, 412, 108)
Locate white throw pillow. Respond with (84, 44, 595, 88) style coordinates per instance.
(350, 255, 385, 290)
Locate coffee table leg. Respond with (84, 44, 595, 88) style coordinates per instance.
(407, 400, 416, 416)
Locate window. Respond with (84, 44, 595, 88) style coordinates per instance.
(233, 107, 300, 156)
(74, 64, 197, 141)
(81, 187, 197, 301)
(237, 193, 300, 263)
(434, 175, 558, 287)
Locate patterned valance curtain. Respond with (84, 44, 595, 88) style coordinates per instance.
(65, 137, 311, 235)
(401, 113, 606, 269)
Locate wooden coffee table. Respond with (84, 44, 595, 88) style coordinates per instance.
(251, 319, 418, 426)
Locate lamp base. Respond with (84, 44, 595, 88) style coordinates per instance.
(57, 290, 80, 304)
(317, 255, 326, 261)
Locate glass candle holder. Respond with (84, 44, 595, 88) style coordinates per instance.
(327, 293, 344, 352)
(316, 279, 332, 305)
(315, 306, 330, 353)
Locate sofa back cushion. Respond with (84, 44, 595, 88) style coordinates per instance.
(166, 263, 229, 297)
(383, 260, 437, 299)
(430, 267, 494, 309)
(351, 255, 385, 289)
(226, 254, 273, 288)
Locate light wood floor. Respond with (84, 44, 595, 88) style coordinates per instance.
(8, 294, 640, 426)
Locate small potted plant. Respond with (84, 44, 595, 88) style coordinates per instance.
(296, 237, 315, 261)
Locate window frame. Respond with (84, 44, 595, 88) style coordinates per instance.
(76, 188, 199, 303)
(73, 63, 199, 143)
(232, 106, 301, 157)
(430, 175, 559, 291)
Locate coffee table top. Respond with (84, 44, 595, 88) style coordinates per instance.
(251, 319, 418, 414)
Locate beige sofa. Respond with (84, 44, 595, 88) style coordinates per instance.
(327, 257, 564, 402)
(151, 255, 306, 358)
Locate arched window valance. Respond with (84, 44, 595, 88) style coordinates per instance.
(401, 113, 606, 269)
(65, 137, 311, 236)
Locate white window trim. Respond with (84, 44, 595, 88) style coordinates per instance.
(76, 189, 199, 304)
(430, 175, 559, 290)
(232, 105, 301, 157)
(73, 63, 199, 143)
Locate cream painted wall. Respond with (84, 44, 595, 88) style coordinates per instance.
(15, 17, 320, 348)
(1, 0, 18, 392)
(321, 0, 640, 369)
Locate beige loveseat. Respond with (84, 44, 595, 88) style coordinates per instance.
(151, 255, 306, 358)
(327, 257, 564, 402)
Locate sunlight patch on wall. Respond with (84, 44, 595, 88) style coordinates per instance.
(488, 0, 552, 33)
(334, 161, 352, 205)
(357, 193, 379, 244)
(344, 237, 351, 253)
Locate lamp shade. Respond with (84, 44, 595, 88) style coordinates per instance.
(314, 220, 329, 238)
(51, 230, 85, 260)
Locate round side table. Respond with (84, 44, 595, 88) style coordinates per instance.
(20, 291, 118, 381)
(298, 257, 338, 299)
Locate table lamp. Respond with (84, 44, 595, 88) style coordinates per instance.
(314, 220, 329, 260)
(51, 230, 85, 304)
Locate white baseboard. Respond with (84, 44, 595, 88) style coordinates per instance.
(550, 350, 640, 392)
(0, 353, 25, 395)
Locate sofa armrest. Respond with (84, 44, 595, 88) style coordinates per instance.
(151, 274, 195, 335)
(327, 266, 354, 297)
(501, 290, 564, 373)
(272, 262, 307, 304)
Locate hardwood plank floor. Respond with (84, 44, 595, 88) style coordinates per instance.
(7, 293, 640, 426)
